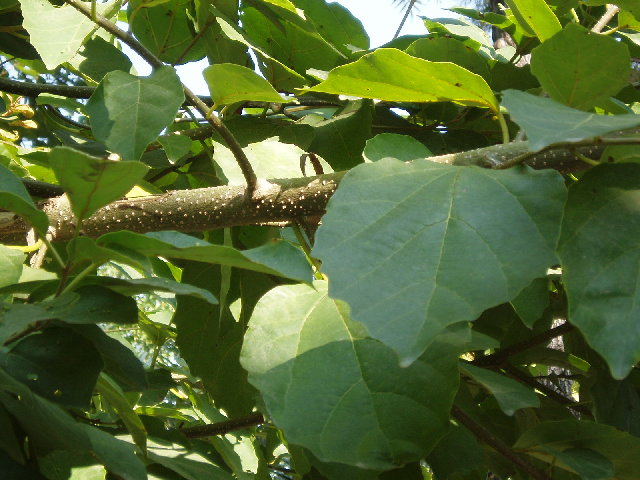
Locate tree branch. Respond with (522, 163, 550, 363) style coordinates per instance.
(592, 4, 620, 33)
(0, 75, 95, 98)
(0, 141, 611, 243)
(63, 0, 257, 194)
(180, 412, 264, 438)
(451, 405, 552, 480)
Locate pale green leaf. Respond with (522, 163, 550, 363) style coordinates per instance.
(503, 0, 561, 42)
(19, 0, 121, 69)
(86, 66, 184, 161)
(305, 48, 499, 112)
(204, 63, 289, 106)
(363, 133, 432, 163)
(313, 160, 565, 364)
(558, 164, 640, 379)
(0, 244, 25, 289)
(501, 90, 640, 151)
(530, 24, 630, 111)
(241, 282, 460, 469)
(147, 437, 233, 480)
(49, 147, 149, 220)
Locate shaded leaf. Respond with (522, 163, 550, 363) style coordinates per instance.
(363, 133, 432, 163)
(49, 147, 148, 220)
(86, 66, 184, 161)
(68, 35, 133, 83)
(501, 90, 640, 151)
(98, 230, 312, 282)
(541, 447, 613, 480)
(511, 277, 549, 328)
(62, 286, 138, 325)
(0, 244, 25, 289)
(306, 48, 498, 112)
(313, 160, 565, 364)
(147, 437, 234, 480)
(241, 282, 460, 470)
(1, 327, 103, 408)
(0, 164, 49, 232)
(461, 363, 540, 415)
(558, 164, 640, 379)
(406, 37, 490, 81)
(530, 24, 630, 111)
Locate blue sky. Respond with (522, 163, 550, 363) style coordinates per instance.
(126, 1, 458, 95)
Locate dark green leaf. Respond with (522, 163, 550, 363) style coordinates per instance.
(86, 66, 184, 161)
(49, 147, 148, 220)
(241, 282, 460, 469)
(1, 327, 103, 407)
(501, 90, 640, 151)
(426, 424, 487, 480)
(406, 37, 490, 81)
(314, 160, 565, 364)
(510, 277, 549, 328)
(558, 164, 640, 379)
(68, 35, 133, 83)
(147, 437, 234, 480)
(530, 24, 630, 111)
(62, 286, 138, 324)
(461, 363, 540, 415)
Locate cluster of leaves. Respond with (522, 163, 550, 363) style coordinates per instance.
(1, 0, 640, 479)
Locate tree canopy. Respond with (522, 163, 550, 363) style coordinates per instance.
(1, 0, 640, 479)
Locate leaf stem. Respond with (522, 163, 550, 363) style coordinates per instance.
(292, 222, 324, 280)
(451, 405, 552, 480)
(60, 262, 97, 295)
(62, 0, 257, 195)
(497, 110, 510, 144)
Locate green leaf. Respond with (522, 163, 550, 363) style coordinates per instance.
(61, 286, 138, 325)
(158, 134, 192, 163)
(19, 0, 120, 69)
(515, 420, 640, 480)
(0, 244, 25, 289)
(128, 0, 205, 64)
(98, 230, 312, 282)
(0, 164, 49, 233)
(86, 276, 218, 305)
(305, 100, 372, 170)
(501, 90, 640, 151)
(305, 48, 499, 112)
(558, 164, 640, 379)
(86, 66, 184, 161)
(0, 299, 73, 345)
(503, 0, 561, 42)
(241, 281, 460, 470)
(510, 277, 549, 328)
(204, 63, 290, 106)
(461, 363, 540, 415)
(1, 327, 103, 408)
(406, 37, 490, 81)
(363, 133, 432, 163)
(426, 424, 487, 480)
(313, 160, 565, 365)
(530, 24, 630, 111)
(96, 373, 147, 455)
(147, 437, 234, 480)
(68, 35, 133, 83)
(71, 324, 147, 392)
(49, 147, 148, 220)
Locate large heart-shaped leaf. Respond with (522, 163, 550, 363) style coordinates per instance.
(50, 147, 148, 220)
(19, 0, 120, 69)
(240, 281, 461, 469)
(558, 164, 640, 379)
(501, 90, 640, 151)
(86, 66, 184, 161)
(305, 48, 498, 112)
(530, 24, 630, 111)
(313, 159, 565, 365)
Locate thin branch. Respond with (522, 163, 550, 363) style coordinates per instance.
(393, 0, 418, 40)
(180, 412, 264, 438)
(63, 0, 257, 194)
(592, 4, 620, 33)
(0, 75, 95, 98)
(451, 405, 552, 480)
(472, 322, 575, 367)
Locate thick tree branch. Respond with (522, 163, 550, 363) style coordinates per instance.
(0, 141, 608, 243)
(63, 0, 257, 193)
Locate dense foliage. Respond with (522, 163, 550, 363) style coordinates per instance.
(1, 0, 640, 479)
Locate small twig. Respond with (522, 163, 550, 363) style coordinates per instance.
(63, 0, 257, 194)
(591, 4, 620, 33)
(393, 0, 417, 40)
(180, 412, 265, 438)
(451, 405, 552, 480)
(0, 75, 95, 98)
(473, 323, 575, 367)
